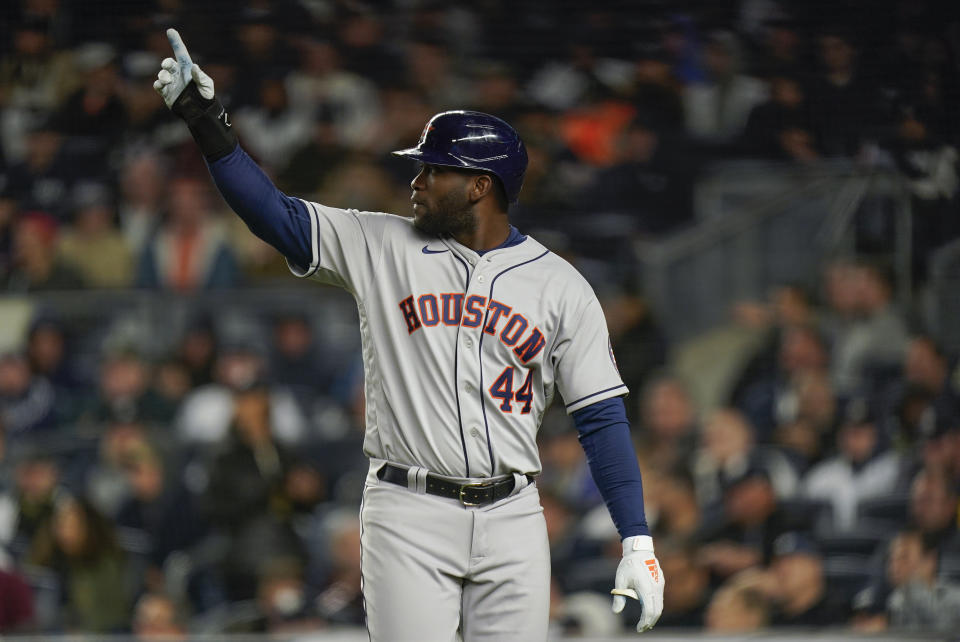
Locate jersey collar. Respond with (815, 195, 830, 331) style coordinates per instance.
(442, 226, 542, 266)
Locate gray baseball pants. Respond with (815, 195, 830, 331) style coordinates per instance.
(360, 460, 551, 642)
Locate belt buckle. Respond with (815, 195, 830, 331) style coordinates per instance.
(459, 482, 488, 506)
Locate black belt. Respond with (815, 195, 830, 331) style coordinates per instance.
(377, 463, 531, 507)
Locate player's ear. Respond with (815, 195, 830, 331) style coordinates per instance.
(469, 174, 494, 203)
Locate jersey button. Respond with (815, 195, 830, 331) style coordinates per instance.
(464, 338, 473, 348)
(470, 428, 482, 438)
(477, 275, 486, 283)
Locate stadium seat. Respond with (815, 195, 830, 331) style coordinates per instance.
(856, 493, 911, 526)
(816, 527, 887, 558)
(823, 554, 873, 604)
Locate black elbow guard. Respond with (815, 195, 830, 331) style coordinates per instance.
(171, 83, 238, 162)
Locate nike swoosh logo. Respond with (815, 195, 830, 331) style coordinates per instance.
(421, 245, 449, 255)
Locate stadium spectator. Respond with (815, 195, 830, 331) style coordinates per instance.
(269, 312, 337, 402)
(908, 467, 960, 553)
(0, 451, 65, 561)
(0, 15, 77, 163)
(734, 324, 830, 441)
(770, 373, 838, 470)
(175, 337, 308, 447)
(696, 461, 813, 579)
(885, 530, 960, 633)
(27, 495, 131, 632)
(285, 37, 380, 151)
(801, 398, 901, 531)
(807, 27, 883, 158)
(0, 350, 57, 438)
(48, 43, 127, 168)
(404, 33, 473, 111)
(312, 512, 364, 627)
(915, 402, 960, 487)
(229, 8, 299, 111)
(131, 592, 186, 641)
(232, 73, 313, 174)
(202, 381, 323, 601)
(636, 375, 698, 473)
(888, 101, 960, 283)
(113, 439, 209, 592)
(734, 532, 848, 626)
(55, 182, 133, 289)
(683, 30, 767, 144)
(578, 111, 699, 237)
(905, 337, 960, 406)
(704, 582, 770, 633)
(829, 261, 909, 398)
(174, 315, 218, 388)
(6, 211, 84, 291)
(85, 348, 165, 426)
(739, 69, 819, 161)
(84, 419, 150, 518)
(692, 407, 798, 507)
(117, 151, 167, 252)
(25, 315, 82, 396)
(135, 174, 241, 291)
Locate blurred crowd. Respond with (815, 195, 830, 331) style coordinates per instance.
(0, 0, 959, 637)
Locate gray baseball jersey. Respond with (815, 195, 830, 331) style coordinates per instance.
(290, 199, 626, 479)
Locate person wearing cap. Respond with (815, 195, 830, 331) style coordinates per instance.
(800, 397, 901, 531)
(769, 532, 848, 626)
(696, 458, 814, 579)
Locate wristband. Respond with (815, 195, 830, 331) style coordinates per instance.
(171, 83, 237, 161)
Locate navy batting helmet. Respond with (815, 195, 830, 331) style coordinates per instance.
(392, 110, 528, 203)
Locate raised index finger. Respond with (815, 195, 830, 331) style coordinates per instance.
(166, 28, 193, 67)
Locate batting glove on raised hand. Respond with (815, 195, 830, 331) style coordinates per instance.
(611, 535, 664, 633)
(153, 28, 236, 161)
(153, 28, 214, 107)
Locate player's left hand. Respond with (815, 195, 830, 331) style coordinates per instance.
(154, 28, 214, 109)
(611, 535, 664, 633)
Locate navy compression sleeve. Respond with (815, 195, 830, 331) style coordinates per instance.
(573, 396, 650, 539)
(207, 145, 313, 269)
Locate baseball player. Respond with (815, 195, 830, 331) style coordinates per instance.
(154, 29, 663, 640)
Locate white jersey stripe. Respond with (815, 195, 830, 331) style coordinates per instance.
(564, 383, 629, 410)
(287, 198, 321, 277)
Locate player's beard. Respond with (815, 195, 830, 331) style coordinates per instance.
(414, 189, 478, 239)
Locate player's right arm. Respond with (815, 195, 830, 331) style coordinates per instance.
(154, 29, 382, 293)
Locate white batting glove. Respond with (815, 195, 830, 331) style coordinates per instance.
(153, 28, 214, 108)
(611, 535, 664, 633)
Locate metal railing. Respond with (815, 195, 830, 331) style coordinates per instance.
(635, 160, 913, 343)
